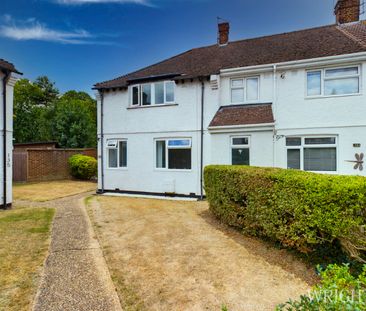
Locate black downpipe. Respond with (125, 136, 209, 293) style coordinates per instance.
(99, 91, 105, 193)
(199, 80, 205, 200)
(2, 71, 10, 209)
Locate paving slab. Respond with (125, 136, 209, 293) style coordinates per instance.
(32, 194, 122, 311)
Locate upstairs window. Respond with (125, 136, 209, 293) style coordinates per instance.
(231, 77, 259, 104)
(307, 66, 360, 97)
(156, 138, 191, 170)
(107, 140, 127, 168)
(286, 136, 337, 172)
(130, 81, 175, 106)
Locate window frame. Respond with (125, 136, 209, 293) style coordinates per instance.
(230, 76, 260, 104)
(106, 139, 128, 169)
(285, 136, 338, 172)
(154, 138, 192, 171)
(129, 81, 176, 107)
(306, 65, 361, 98)
(230, 136, 250, 165)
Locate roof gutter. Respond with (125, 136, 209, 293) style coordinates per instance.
(208, 122, 275, 133)
(220, 51, 366, 76)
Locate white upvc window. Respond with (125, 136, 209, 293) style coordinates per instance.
(155, 138, 192, 170)
(107, 139, 127, 168)
(231, 136, 250, 165)
(130, 81, 175, 106)
(306, 65, 361, 97)
(230, 76, 259, 104)
(286, 136, 337, 172)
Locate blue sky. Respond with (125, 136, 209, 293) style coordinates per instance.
(1, 0, 365, 94)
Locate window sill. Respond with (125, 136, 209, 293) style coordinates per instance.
(106, 167, 128, 171)
(127, 103, 178, 109)
(305, 93, 362, 100)
(154, 168, 192, 173)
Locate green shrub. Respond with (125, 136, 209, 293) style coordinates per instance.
(68, 154, 97, 180)
(204, 165, 366, 262)
(277, 264, 366, 310)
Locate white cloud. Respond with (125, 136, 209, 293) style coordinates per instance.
(55, 0, 149, 5)
(0, 15, 114, 45)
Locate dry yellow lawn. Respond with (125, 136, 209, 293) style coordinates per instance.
(88, 196, 313, 311)
(0, 206, 54, 311)
(14, 180, 96, 202)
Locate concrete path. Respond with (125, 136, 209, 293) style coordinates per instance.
(31, 193, 122, 311)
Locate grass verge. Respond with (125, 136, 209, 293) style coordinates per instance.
(14, 180, 96, 202)
(0, 206, 55, 310)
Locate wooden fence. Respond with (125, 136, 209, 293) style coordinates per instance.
(13, 152, 28, 182)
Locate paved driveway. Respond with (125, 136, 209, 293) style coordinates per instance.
(88, 196, 312, 311)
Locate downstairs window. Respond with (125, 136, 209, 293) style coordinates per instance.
(231, 136, 250, 165)
(286, 136, 337, 172)
(156, 138, 191, 170)
(107, 140, 127, 168)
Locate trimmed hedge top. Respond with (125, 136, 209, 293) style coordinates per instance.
(204, 165, 366, 262)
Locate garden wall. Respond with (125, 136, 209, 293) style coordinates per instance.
(13, 148, 97, 182)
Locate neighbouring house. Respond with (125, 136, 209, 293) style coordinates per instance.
(0, 58, 21, 208)
(94, 0, 366, 198)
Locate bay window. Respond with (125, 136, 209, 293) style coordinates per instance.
(231, 136, 250, 165)
(307, 66, 360, 97)
(130, 81, 175, 106)
(156, 138, 191, 170)
(286, 136, 337, 172)
(231, 76, 259, 104)
(107, 139, 127, 168)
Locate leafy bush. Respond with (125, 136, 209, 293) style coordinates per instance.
(204, 165, 366, 262)
(68, 154, 97, 180)
(277, 264, 366, 310)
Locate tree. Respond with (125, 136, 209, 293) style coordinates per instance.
(34, 76, 59, 107)
(51, 91, 96, 148)
(13, 78, 55, 143)
(13, 77, 96, 148)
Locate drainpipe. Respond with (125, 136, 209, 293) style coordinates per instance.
(272, 64, 277, 168)
(2, 70, 10, 209)
(99, 90, 105, 193)
(199, 79, 205, 200)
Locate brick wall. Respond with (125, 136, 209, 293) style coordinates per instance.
(14, 148, 97, 182)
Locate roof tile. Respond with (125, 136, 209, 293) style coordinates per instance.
(95, 21, 366, 90)
(209, 104, 274, 127)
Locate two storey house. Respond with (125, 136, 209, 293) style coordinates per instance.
(94, 0, 366, 198)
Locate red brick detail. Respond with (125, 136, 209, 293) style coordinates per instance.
(218, 22, 230, 46)
(14, 148, 97, 182)
(335, 0, 360, 24)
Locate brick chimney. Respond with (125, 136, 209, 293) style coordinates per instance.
(218, 22, 230, 46)
(335, 0, 360, 24)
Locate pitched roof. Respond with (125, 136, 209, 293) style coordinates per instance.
(94, 21, 366, 90)
(0, 58, 21, 74)
(209, 104, 274, 127)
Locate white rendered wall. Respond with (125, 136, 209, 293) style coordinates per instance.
(0, 72, 15, 205)
(97, 57, 366, 195)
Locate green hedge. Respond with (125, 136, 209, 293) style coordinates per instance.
(68, 154, 97, 180)
(204, 165, 366, 261)
(277, 264, 366, 310)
